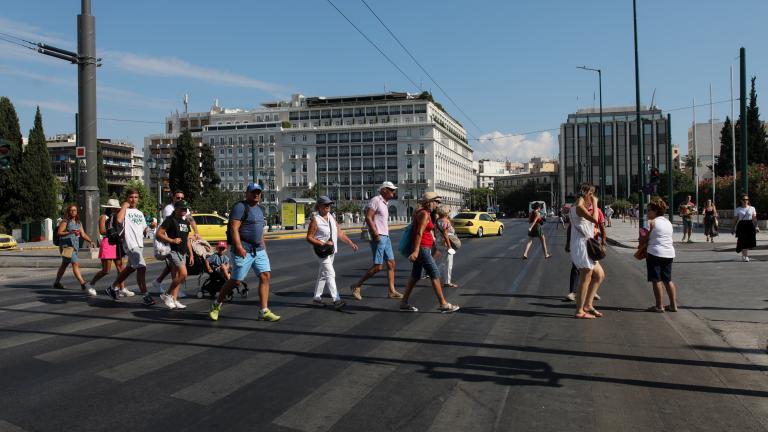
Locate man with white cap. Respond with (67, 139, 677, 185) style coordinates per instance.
(350, 181, 403, 300)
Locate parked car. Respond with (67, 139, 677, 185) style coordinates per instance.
(0, 233, 17, 250)
(191, 213, 229, 241)
(452, 212, 504, 238)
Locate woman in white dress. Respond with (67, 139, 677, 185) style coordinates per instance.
(569, 184, 604, 319)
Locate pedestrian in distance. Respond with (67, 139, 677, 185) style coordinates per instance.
(399, 192, 460, 314)
(86, 199, 127, 295)
(152, 190, 199, 296)
(107, 188, 154, 306)
(350, 181, 404, 301)
(604, 205, 614, 227)
(306, 196, 359, 310)
(53, 204, 97, 294)
(569, 184, 605, 319)
(205, 241, 232, 281)
(522, 202, 551, 259)
(155, 200, 194, 309)
(434, 205, 458, 288)
(702, 199, 718, 243)
(679, 195, 696, 243)
(732, 194, 759, 262)
(639, 197, 678, 312)
(208, 183, 280, 322)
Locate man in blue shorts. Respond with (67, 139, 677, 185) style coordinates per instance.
(350, 181, 403, 300)
(208, 183, 280, 322)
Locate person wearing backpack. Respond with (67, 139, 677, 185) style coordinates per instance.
(53, 204, 97, 294)
(399, 192, 459, 314)
(107, 188, 155, 306)
(208, 183, 280, 322)
(86, 199, 128, 295)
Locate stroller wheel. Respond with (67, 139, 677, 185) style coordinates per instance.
(196, 291, 204, 299)
(225, 293, 233, 302)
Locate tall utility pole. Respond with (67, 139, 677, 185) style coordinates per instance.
(730, 66, 737, 209)
(633, 0, 645, 228)
(739, 47, 748, 194)
(709, 84, 715, 205)
(667, 114, 673, 222)
(693, 97, 698, 219)
(577, 66, 604, 206)
(78, 0, 99, 242)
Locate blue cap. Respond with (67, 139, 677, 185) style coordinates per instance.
(317, 195, 334, 205)
(246, 183, 263, 192)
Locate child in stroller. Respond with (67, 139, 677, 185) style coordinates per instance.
(198, 241, 248, 299)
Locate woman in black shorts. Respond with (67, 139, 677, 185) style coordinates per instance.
(643, 198, 678, 312)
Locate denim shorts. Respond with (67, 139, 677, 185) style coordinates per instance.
(231, 248, 271, 281)
(370, 235, 395, 265)
(410, 247, 440, 280)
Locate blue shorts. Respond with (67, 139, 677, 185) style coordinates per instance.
(410, 247, 440, 280)
(230, 248, 271, 281)
(370, 235, 395, 265)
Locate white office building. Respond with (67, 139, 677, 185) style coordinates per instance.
(687, 120, 723, 181)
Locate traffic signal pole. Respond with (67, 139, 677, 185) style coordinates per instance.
(667, 114, 673, 222)
(78, 0, 100, 243)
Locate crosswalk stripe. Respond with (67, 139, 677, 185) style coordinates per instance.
(0, 316, 113, 350)
(96, 329, 249, 383)
(0, 301, 47, 312)
(0, 420, 27, 432)
(273, 315, 449, 432)
(172, 308, 350, 406)
(0, 304, 93, 327)
(34, 323, 160, 363)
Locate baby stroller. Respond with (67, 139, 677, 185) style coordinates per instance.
(191, 240, 249, 300)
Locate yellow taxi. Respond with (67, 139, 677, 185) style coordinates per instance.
(190, 213, 229, 241)
(0, 233, 17, 250)
(452, 212, 504, 238)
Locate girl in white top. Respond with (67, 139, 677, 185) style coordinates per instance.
(570, 183, 605, 319)
(644, 198, 678, 312)
(306, 196, 358, 310)
(731, 194, 759, 262)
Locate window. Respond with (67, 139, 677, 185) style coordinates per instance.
(374, 131, 385, 142)
(339, 132, 349, 143)
(228, 148, 233, 155)
(249, 136, 254, 145)
(407, 158, 412, 169)
(414, 104, 427, 114)
(377, 106, 388, 115)
(269, 135, 275, 144)
(316, 134, 326, 144)
(366, 107, 376, 116)
(332, 109, 342, 118)
(302, 134, 307, 142)
(291, 135, 296, 142)
(386, 130, 397, 141)
(238, 136, 243, 145)
(238, 147, 243, 155)
(321, 109, 331, 119)
(300, 111, 309, 120)
(419, 128, 425, 137)
(328, 133, 338, 144)
(363, 131, 373, 142)
(310, 110, 320, 120)
(389, 105, 400, 115)
(351, 132, 361, 142)
(402, 105, 414, 114)
(209, 138, 215, 146)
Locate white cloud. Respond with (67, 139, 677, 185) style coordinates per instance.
(17, 99, 76, 114)
(103, 50, 293, 96)
(473, 131, 555, 162)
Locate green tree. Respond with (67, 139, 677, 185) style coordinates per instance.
(168, 130, 200, 201)
(124, 179, 157, 218)
(658, 169, 695, 209)
(715, 117, 734, 176)
(199, 142, 220, 194)
(21, 107, 56, 220)
(0, 96, 24, 228)
(746, 77, 768, 165)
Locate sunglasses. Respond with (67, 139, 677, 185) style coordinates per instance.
(174, 196, 184, 200)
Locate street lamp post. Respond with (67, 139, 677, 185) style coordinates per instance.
(633, 0, 646, 229)
(577, 65, 604, 207)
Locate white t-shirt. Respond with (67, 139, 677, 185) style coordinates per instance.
(647, 216, 675, 258)
(735, 206, 756, 221)
(123, 207, 147, 251)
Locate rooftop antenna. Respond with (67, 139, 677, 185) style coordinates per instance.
(183, 93, 189, 114)
(650, 88, 656, 108)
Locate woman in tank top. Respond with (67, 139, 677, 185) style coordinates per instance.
(702, 199, 718, 243)
(643, 197, 678, 312)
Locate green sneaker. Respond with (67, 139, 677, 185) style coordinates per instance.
(259, 308, 281, 322)
(209, 302, 222, 321)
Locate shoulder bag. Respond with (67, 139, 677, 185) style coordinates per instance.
(313, 214, 335, 258)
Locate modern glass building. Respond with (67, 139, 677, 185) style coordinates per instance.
(558, 106, 669, 203)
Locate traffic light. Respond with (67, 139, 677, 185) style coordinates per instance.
(649, 167, 660, 186)
(0, 139, 12, 170)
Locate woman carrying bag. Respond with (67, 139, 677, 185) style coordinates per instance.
(638, 198, 678, 312)
(306, 196, 358, 310)
(53, 204, 97, 293)
(435, 205, 459, 288)
(732, 194, 759, 262)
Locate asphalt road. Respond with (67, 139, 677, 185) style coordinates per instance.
(1, 220, 767, 432)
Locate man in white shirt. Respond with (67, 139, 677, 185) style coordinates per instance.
(108, 188, 155, 306)
(153, 190, 199, 294)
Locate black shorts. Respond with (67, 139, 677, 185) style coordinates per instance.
(646, 254, 673, 283)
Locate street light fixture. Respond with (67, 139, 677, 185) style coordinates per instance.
(577, 65, 604, 207)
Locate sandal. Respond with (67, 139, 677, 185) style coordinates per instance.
(445, 283, 459, 288)
(388, 291, 404, 299)
(586, 307, 603, 317)
(522, 256, 528, 260)
(574, 312, 596, 319)
(665, 305, 678, 312)
(645, 306, 665, 313)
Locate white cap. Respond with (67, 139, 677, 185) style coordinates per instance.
(379, 181, 398, 191)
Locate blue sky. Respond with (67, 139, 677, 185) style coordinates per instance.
(1, 0, 766, 162)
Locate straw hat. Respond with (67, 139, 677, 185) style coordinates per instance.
(100, 199, 120, 209)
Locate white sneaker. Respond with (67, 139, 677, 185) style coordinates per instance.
(151, 280, 165, 294)
(86, 284, 97, 297)
(742, 256, 750, 262)
(160, 293, 176, 309)
(173, 299, 187, 309)
(119, 288, 135, 297)
(565, 292, 576, 301)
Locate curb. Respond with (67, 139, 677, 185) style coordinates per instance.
(606, 237, 635, 249)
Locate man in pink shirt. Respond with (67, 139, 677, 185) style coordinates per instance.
(350, 181, 403, 300)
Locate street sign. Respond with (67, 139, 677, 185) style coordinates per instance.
(76, 146, 86, 158)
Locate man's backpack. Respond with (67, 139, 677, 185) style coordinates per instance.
(105, 214, 123, 246)
(52, 226, 61, 246)
(226, 201, 251, 245)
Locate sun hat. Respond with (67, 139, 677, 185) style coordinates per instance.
(420, 191, 442, 204)
(100, 198, 120, 209)
(378, 181, 397, 191)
